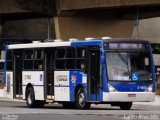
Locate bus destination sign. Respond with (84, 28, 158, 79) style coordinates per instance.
(108, 43, 145, 50)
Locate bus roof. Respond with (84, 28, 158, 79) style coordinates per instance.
(6, 38, 149, 50)
(7, 40, 103, 49)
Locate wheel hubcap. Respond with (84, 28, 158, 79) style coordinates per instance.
(28, 92, 33, 104)
(79, 92, 85, 107)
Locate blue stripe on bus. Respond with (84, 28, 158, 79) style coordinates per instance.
(71, 40, 103, 47)
(23, 84, 71, 87)
(54, 85, 69, 87)
(22, 85, 44, 86)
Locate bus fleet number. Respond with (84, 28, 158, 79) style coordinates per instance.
(25, 75, 31, 80)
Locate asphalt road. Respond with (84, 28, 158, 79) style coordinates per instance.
(0, 100, 160, 120)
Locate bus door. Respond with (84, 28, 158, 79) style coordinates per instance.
(44, 48, 55, 99)
(13, 50, 23, 98)
(88, 47, 100, 101)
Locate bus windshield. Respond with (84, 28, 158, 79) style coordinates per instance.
(106, 51, 152, 82)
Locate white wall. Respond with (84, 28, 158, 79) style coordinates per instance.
(132, 17, 160, 43)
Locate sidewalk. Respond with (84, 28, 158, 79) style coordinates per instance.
(0, 97, 25, 102)
(0, 89, 5, 97)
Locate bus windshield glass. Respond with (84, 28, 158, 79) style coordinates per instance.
(106, 51, 152, 82)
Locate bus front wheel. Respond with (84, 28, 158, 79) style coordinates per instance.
(120, 102, 132, 110)
(75, 88, 90, 109)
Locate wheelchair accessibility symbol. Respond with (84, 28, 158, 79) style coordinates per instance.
(132, 73, 138, 81)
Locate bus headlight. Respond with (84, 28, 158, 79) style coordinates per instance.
(145, 85, 153, 92)
(108, 84, 118, 92)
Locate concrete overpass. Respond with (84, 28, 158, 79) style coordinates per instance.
(0, 0, 160, 40)
(1, 0, 160, 19)
(56, 0, 160, 19)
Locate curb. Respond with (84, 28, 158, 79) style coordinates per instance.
(0, 97, 25, 102)
(133, 102, 160, 106)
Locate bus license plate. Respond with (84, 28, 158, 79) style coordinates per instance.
(128, 94, 136, 97)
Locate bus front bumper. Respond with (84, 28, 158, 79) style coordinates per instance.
(103, 92, 155, 102)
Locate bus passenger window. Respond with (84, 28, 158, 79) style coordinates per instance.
(56, 48, 65, 58)
(76, 47, 86, 71)
(6, 51, 13, 71)
(67, 47, 75, 58)
(56, 60, 65, 69)
(66, 47, 76, 69)
(34, 60, 43, 70)
(7, 61, 13, 71)
(66, 60, 75, 69)
(35, 50, 43, 59)
(24, 50, 33, 59)
(7, 51, 13, 60)
(55, 48, 66, 70)
(77, 59, 86, 71)
(77, 48, 86, 58)
(34, 50, 43, 70)
(24, 60, 33, 70)
(23, 50, 33, 70)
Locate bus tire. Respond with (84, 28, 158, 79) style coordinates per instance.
(26, 87, 36, 108)
(120, 102, 132, 110)
(75, 88, 90, 109)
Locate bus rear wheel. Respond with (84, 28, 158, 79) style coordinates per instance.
(26, 87, 45, 108)
(120, 102, 132, 110)
(75, 88, 90, 109)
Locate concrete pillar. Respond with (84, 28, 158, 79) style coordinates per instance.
(54, 17, 61, 39)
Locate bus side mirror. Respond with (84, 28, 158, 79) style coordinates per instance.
(101, 55, 105, 64)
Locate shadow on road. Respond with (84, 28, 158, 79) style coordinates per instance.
(0, 101, 148, 111)
(9, 105, 142, 111)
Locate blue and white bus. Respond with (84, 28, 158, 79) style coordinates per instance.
(4, 38, 155, 109)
